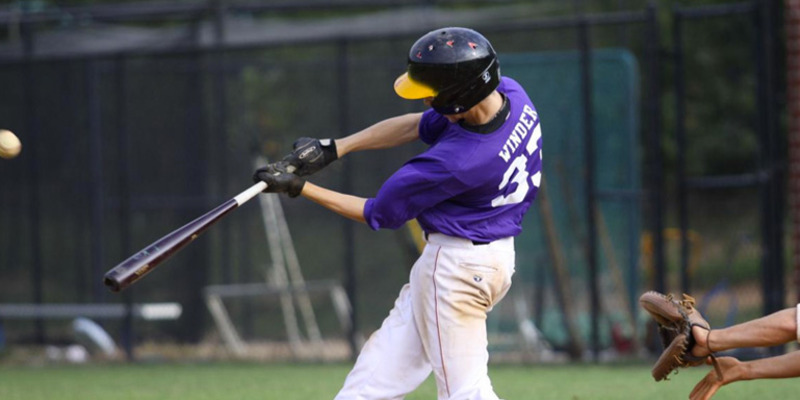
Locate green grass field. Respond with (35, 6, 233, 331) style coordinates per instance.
(0, 361, 796, 399)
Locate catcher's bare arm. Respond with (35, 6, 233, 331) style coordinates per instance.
(689, 307, 800, 400)
(697, 307, 797, 352)
(730, 350, 800, 380)
(691, 352, 800, 400)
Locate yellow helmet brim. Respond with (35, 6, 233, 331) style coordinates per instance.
(393, 72, 436, 99)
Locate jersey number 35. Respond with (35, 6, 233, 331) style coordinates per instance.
(491, 123, 542, 208)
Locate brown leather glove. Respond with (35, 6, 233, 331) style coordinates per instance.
(639, 291, 722, 382)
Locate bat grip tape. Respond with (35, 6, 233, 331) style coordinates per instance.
(235, 182, 268, 205)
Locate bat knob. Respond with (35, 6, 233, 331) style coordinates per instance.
(103, 272, 123, 293)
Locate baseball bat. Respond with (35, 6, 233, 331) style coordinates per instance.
(103, 181, 267, 293)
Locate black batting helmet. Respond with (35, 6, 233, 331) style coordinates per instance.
(394, 27, 500, 115)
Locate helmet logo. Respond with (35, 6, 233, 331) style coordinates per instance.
(481, 71, 491, 83)
(468, 42, 478, 49)
(446, 40, 454, 47)
(428, 44, 434, 51)
(416, 51, 422, 59)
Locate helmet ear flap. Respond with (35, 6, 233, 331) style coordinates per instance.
(430, 58, 500, 115)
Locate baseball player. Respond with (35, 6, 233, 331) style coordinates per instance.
(687, 305, 800, 400)
(254, 27, 542, 399)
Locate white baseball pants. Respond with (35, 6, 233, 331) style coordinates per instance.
(335, 233, 515, 400)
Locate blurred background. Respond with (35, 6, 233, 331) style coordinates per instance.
(0, 0, 791, 366)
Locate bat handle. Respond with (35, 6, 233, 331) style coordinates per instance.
(235, 181, 268, 205)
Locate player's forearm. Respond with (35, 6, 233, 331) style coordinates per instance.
(300, 182, 367, 224)
(741, 350, 800, 380)
(710, 308, 797, 351)
(335, 113, 422, 157)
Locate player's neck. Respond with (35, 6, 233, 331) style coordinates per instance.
(460, 91, 503, 126)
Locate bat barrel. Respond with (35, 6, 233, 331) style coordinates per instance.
(103, 199, 239, 292)
(104, 273, 123, 293)
(102, 182, 267, 293)
(103, 246, 162, 293)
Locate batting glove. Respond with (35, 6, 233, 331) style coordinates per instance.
(252, 161, 306, 198)
(282, 137, 338, 177)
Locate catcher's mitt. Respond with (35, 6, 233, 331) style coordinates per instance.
(639, 291, 722, 382)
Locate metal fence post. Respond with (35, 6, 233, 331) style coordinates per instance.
(646, 2, 666, 296)
(755, 0, 785, 356)
(673, 8, 691, 295)
(114, 55, 136, 361)
(337, 38, 359, 359)
(21, 16, 45, 345)
(578, 15, 599, 361)
(87, 59, 106, 305)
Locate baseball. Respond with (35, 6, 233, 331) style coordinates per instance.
(0, 129, 22, 159)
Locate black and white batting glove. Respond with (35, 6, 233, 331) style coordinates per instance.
(282, 137, 338, 177)
(252, 161, 306, 198)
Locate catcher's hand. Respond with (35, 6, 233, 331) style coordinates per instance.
(639, 291, 722, 382)
(689, 357, 741, 400)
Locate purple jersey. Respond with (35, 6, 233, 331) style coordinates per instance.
(363, 77, 542, 242)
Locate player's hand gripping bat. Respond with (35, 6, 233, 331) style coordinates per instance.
(103, 181, 267, 293)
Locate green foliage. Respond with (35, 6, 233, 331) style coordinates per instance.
(654, 0, 779, 178)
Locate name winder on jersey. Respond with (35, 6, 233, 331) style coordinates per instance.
(492, 93, 542, 209)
